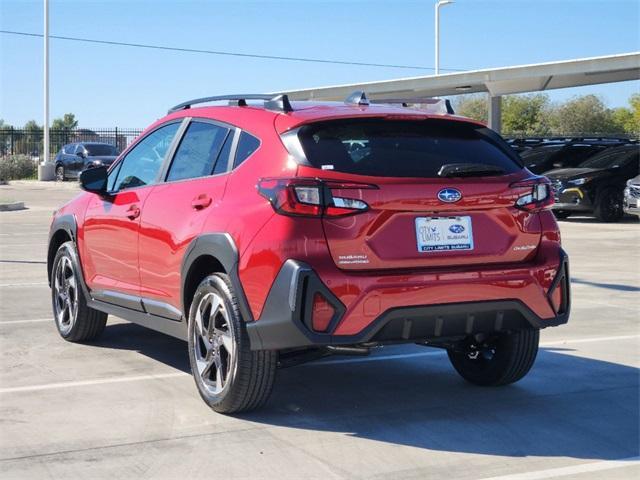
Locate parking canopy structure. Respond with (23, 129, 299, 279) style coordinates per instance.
(280, 52, 640, 133)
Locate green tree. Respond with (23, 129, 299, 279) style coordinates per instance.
(0, 119, 13, 155)
(624, 93, 640, 134)
(548, 94, 617, 135)
(51, 113, 78, 153)
(502, 94, 551, 136)
(51, 113, 78, 131)
(611, 107, 633, 134)
(454, 95, 487, 124)
(21, 120, 43, 156)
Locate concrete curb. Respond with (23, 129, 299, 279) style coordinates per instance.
(0, 202, 26, 212)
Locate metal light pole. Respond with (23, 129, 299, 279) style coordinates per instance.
(43, 0, 49, 165)
(434, 0, 453, 75)
(38, 0, 54, 179)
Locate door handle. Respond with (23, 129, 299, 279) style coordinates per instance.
(191, 194, 212, 210)
(126, 205, 140, 220)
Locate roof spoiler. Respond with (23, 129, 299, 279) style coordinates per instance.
(168, 94, 293, 114)
(344, 90, 455, 115)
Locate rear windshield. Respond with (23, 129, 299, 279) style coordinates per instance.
(297, 119, 522, 178)
(85, 144, 117, 156)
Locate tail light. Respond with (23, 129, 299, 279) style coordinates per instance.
(257, 178, 375, 217)
(511, 178, 554, 212)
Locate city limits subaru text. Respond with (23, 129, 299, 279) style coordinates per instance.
(47, 92, 570, 413)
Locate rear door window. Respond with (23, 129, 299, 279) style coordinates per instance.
(166, 121, 230, 182)
(297, 119, 521, 178)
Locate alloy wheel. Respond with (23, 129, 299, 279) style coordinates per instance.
(53, 256, 78, 335)
(192, 292, 236, 395)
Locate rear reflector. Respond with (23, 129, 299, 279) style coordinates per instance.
(311, 293, 334, 332)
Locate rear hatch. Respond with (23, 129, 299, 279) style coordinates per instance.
(294, 117, 545, 271)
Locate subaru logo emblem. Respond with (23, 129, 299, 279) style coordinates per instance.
(449, 224, 465, 234)
(438, 188, 462, 203)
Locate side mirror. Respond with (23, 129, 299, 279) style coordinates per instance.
(79, 165, 108, 194)
(77, 151, 86, 159)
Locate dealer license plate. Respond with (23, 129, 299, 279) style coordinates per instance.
(415, 216, 474, 252)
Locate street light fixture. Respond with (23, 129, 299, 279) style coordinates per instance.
(434, 0, 454, 75)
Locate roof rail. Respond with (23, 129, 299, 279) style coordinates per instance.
(343, 90, 455, 115)
(168, 94, 293, 114)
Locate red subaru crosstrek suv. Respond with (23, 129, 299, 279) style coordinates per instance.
(47, 93, 570, 413)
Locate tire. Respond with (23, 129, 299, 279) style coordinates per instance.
(188, 273, 277, 413)
(51, 241, 107, 342)
(553, 210, 572, 220)
(55, 165, 65, 182)
(447, 329, 539, 386)
(594, 187, 624, 222)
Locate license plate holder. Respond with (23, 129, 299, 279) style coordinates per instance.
(415, 216, 474, 252)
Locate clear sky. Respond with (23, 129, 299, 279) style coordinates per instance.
(1, 0, 639, 128)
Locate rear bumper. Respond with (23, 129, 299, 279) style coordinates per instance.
(246, 250, 570, 351)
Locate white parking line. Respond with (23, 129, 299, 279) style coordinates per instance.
(0, 318, 51, 325)
(542, 334, 640, 345)
(478, 456, 639, 480)
(0, 243, 47, 246)
(0, 282, 48, 287)
(0, 334, 636, 394)
(0, 372, 188, 394)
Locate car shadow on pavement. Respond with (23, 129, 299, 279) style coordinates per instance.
(93, 322, 639, 462)
(244, 347, 639, 462)
(91, 322, 191, 373)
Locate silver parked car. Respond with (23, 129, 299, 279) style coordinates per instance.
(623, 175, 640, 217)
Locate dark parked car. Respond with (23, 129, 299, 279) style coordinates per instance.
(54, 142, 118, 181)
(546, 145, 640, 221)
(520, 140, 627, 175)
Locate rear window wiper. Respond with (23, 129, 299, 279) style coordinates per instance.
(438, 163, 505, 178)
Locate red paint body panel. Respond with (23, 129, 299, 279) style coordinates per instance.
(83, 187, 154, 296)
(138, 174, 229, 307)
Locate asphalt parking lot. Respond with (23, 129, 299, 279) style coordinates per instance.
(0, 181, 638, 480)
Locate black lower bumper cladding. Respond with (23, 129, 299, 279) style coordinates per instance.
(246, 253, 570, 351)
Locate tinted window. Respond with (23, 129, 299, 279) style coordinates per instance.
(166, 122, 229, 182)
(63, 144, 75, 154)
(559, 145, 605, 167)
(107, 162, 122, 192)
(213, 132, 234, 174)
(234, 131, 261, 167)
(85, 144, 117, 156)
(579, 147, 638, 169)
(112, 123, 179, 191)
(298, 119, 521, 178)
